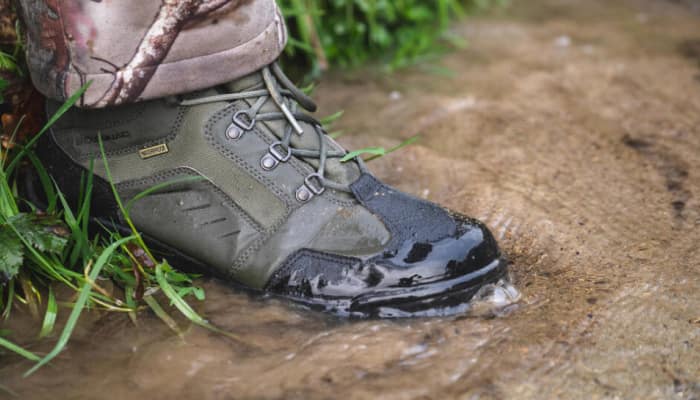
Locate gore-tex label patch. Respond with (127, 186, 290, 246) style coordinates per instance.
(139, 143, 169, 159)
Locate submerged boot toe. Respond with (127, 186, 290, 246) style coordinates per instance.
(265, 185, 506, 317)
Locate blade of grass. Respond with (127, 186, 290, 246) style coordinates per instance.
(55, 183, 90, 267)
(6, 81, 91, 175)
(76, 161, 94, 246)
(340, 135, 420, 162)
(24, 235, 136, 376)
(0, 114, 25, 168)
(143, 295, 183, 338)
(0, 336, 40, 361)
(0, 168, 19, 217)
(154, 261, 246, 344)
(365, 135, 420, 162)
(340, 146, 385, 162)
(25, 151, 57, 213)
(124, 286, 139, 325)
(154, 262, 209, 327)
(2, 280, 15, 319)
(97, 136, 151, 258)
(319, 110, 344, 127)
(38, 285, 57, 339)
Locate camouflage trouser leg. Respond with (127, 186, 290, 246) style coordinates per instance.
(16, 0, 287, 108)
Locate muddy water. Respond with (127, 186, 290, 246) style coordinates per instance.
(3, 0, 700, 398)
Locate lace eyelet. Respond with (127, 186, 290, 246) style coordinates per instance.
(304, 173, 325, 195)
(226, 123, 244, 140)
(232, 109, 256, 131)
(261, 141, 294, 171)
(269, 141, 292, 162)
(295, 185, 313, 202)
(295, 174, 324, 202)
(260, 153, 279, 171)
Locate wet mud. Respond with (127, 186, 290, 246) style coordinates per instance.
(2, 0, 700, 398)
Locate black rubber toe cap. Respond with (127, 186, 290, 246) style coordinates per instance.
(365, 214, 500, 285)
(265, 212, 505, 317)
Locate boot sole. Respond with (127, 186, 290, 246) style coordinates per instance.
(279, 257, 509, 318)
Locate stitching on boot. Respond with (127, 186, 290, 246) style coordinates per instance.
(204, 103, 295, 209)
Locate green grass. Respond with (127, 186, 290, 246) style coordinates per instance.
(279, 0, 507, 74)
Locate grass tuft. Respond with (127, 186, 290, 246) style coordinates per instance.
(0, 84, 215, 374)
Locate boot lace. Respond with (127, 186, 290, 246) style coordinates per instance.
(180, 62, 366, 201)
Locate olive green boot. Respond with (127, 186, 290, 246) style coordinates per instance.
(30, 62, 507, 317)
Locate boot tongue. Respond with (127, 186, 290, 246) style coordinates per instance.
(223, 73, 261, 93)
(223, 72, 361, 188)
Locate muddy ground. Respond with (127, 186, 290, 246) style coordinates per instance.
(2, 0, 699, 399)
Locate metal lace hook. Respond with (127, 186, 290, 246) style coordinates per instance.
(262, 67, 304, 135)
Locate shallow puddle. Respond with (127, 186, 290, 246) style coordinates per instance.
(2, 0, 700, 398)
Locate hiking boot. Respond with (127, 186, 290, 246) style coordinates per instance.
(28, 62, 507, 317)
